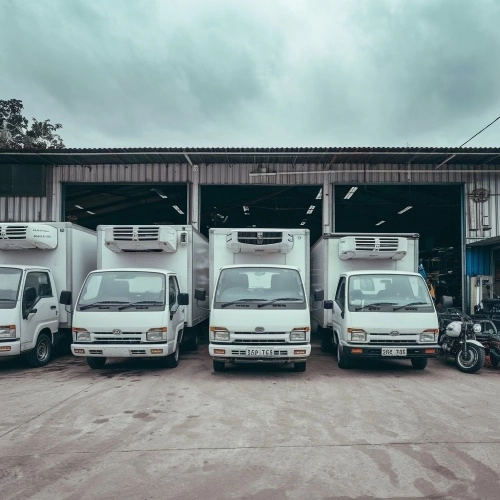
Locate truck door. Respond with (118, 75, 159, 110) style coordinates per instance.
(168, 276, 186, 342)
(20, 271, 58, 349)
(332, 277, 346, 340)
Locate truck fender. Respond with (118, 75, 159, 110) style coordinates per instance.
(465, 339, 485, 349)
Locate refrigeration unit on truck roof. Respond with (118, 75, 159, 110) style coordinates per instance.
(104, 225, 186, 253)
(226, 229, 294, 254)
(338, 235, 408, 261)
(0, 224, 58, 250)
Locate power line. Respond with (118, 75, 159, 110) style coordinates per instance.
(460, 116, 500, 147)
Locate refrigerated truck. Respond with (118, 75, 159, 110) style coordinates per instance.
(71, 225, 209, 369)
(0, 223, 96, 366)
(195, 228, 322, 372)
(310, 233, 439, 369)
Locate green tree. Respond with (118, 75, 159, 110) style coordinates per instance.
(0, 99, 64, 149)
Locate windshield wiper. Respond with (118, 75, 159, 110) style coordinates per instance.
(258, 297, 302, 308)
(79, 301, 129, 310)
(355, 302, 396, 311)
(118, 301, 165, 311)
(392, 301, 428, 311)
(220, 298, 262, 308)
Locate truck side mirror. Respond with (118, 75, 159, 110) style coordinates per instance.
(178, 293, 189, 306)
(313, 289, 324, 302)
(324, 300, 333, 310)
(59, 290, 72, 305)
(195, 288, 206, 302)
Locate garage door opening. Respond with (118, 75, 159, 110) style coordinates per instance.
(335, 184, 463, 304)
(63, 184, 188, 230)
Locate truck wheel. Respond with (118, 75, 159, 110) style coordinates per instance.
(294, 361, 307, 372)
(26, 333, 52, 367)
(182, 330, 199, 352)
(320, 329, 334, 353)
(87, 357, 107, 369)
(411, 358, 427, 370)
(337, 344, 352, 369)
(213, 360, 225, 372)
(455, 344, 485, 373)
(165, 342, 180, 368)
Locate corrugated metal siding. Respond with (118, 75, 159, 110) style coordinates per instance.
(466, 247, 491, 275)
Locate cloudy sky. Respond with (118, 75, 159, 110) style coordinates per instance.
(1, 0, 499, 148)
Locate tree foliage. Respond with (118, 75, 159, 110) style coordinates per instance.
(0, 99, 65, 149)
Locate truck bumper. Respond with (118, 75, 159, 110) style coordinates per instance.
(0, 341, 21, 357)
(209, 344, 311, 362)
(341, 344, 440, 358)
(71, 342, 174, 358)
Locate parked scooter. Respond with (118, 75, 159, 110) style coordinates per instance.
(438, 309, 486, 373)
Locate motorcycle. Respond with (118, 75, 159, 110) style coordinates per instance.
(438, 309, 486, 373)
(472, 298, 500, 368)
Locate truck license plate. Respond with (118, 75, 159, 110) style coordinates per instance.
(246, 348, 274, 357)
(381, 348, 407, 356)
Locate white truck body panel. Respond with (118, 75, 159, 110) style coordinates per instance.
(208, 228, 311, 368)
(0, 223, 96, 360)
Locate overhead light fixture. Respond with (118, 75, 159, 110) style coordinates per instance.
(344, 187, 358, 200)
(306, 205, 315, 215)
(75, 205, 84, 209)
(300, 219, 307, 226)
(315, 188, 323, 200)
(243, 206, 250, 215)
(86, 211, 95, 215)
(375, 220, 385, 226)
(172, 205, 184, 214)
(151, 188, 168, 199)
(397, 206, 413, 214)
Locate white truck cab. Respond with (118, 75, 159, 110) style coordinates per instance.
(311, 233, 439, 369)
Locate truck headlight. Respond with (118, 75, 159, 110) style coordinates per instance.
(73, 328, 91, 342)
(420, 329, 438, 342)
(290, 328, 308, 341)
(147, 327, 167, 341)
(0, 325, 16, 339)
(347, 328, 366, 342)
(210, 326, 229, 341)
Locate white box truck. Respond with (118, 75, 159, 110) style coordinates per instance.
(0, 222, 96, 367)
(195, 228, 322, 372)
(71, 225, 209, 369)
(311, 233, 439, 369)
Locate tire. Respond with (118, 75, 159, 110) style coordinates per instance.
(489, 348, 500, 368)
(213, 360, 225, 372)
(320, 328, 334, 353)
(165, 341, 180, 368)
(294, 361, 307, 372)
(182, 330, 199, 352)
(86, 357, 107, 369)
(411, 357, 428, 370)
(455, 344, 485, 373)
(337, 343, 352, 369)
(26, 333, 52, 367)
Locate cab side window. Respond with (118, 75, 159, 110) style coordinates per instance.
(24, 271, 52, 308)
(335, 278, 346, 311)
(168, 276, 180, 313)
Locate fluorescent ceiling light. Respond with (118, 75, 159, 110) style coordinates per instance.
(397, 206, 413, 214)
(375, 220, 385, 226)
(306, 205, 315, 214)
(86, 211, 95, 215)
(75, 205, 84, 209)
(243, 206, 250, 214)
(151, 188, 168, 199)
(300, 219, 307, 226)
(172, 205, 184, 214)
(315, 188, 323, 200)
(344, 187, 358, 200)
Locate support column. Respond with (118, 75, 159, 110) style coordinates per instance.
(322, 179, 333, 234)
(189, 164, 200, 230)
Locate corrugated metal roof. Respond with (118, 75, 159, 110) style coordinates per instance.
(1, 146, 500, 167)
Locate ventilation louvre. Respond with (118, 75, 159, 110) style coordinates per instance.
(339, 236, 407, 260)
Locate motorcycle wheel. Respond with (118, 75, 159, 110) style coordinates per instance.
(455, 344, 485, 374)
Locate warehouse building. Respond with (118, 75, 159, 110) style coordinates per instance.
(1, 146, 499, 312)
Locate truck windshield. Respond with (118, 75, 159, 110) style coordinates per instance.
(0, 267, 21, 309)
(77, 271, 166, 311)
(348, 274, 434, 312)
(214, 267, 306, 309)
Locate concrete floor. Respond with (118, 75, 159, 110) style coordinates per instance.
(1, 341, 500, 500)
